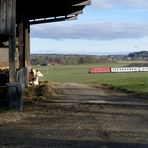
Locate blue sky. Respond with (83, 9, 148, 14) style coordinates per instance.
(30, 0, 148, 55)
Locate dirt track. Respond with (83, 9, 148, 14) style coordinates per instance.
(0, 83, 148, 148)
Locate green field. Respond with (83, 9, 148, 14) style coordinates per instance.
(34, 62, 148, 95)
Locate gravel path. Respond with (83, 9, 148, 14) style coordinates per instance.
(0, 83, 148, 148)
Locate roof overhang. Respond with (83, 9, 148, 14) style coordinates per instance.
(16, 0, 91, 25)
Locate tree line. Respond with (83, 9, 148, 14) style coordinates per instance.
(31, 54, 111, 65)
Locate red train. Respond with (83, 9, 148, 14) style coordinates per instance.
(88, 67, 148, 73)
(88, 67, 111, 73)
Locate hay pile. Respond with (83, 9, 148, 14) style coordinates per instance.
(24, 82, 60, 104)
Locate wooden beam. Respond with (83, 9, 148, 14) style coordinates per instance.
(67, 10, 83, 16)
(30, 15, 77, 25)
(73, 0, 91, 6)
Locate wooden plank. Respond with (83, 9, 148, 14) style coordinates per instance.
(17, 68, 28, 87)
(67, 10, 83, 16)
(6, 0, 12, 34)
(73, 0, 91, 6)
(0, 0, 16, 35)
(0, 0, 6, 34)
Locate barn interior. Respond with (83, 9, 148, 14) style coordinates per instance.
(0, 0, 90, 110)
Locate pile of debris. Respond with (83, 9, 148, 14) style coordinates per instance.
(24, 82, 60, 104)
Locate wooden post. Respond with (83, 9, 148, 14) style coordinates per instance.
(25, 21, 30, 68)
(17, 18, 30, 86)
(18, 19, 30, 68)
(24, 21, 30, 86)
(9, 0, 16, 83)
(18, 16, 25, 69)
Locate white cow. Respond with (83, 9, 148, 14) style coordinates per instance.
(29, 69, 43, 85)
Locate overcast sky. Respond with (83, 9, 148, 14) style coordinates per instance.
(30, 0, 148, 55)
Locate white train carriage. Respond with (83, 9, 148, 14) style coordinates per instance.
(111, 67, 140, 73)
(139, 67, 148, 72)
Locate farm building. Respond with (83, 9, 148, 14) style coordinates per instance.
(0, 0, 90, 110)
(48, 62, 59, 66)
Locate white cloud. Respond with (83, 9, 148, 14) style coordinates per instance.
(31, 22, 148, 40)
(92, 0, 148, 9)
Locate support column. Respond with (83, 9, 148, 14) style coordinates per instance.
(24, 21, 30, 86)
(17, 19, 30, 86)
(18, 16, 25, 69)
(18, 19, 30, 68)
(9, 0, 16, 83)
(25, 21, 30, 68)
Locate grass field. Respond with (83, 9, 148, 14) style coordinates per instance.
(33, 62, 148, 96)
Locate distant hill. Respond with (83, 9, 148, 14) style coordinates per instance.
(128, 51, 148, 58)
(30, 51, 148, 66)
(30, 54, 112, 65)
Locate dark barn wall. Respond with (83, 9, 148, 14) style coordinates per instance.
(0, 0, 17, 83)
(0, 0, 29, 85)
